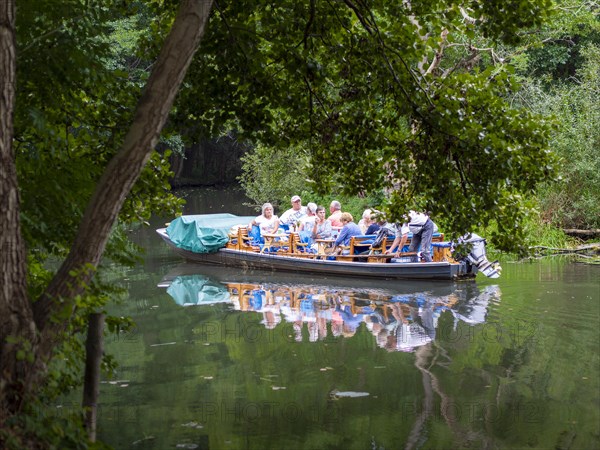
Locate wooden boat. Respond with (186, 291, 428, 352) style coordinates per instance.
(155, 214, 500, 280)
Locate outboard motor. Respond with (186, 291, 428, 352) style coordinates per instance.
(459, 233, 502, 279)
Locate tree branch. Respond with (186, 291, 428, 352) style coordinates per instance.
(423, 29, 449, 77)
(342, 0, 374, 35)
(303, 0, 316, 49)
(35, 0, 214, 342)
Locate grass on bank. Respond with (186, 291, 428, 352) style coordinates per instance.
(482, 209, 592, 262)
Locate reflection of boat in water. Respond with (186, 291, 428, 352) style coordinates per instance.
(157, 214, 501, 280)
(159, 263, 466, 296)
(159, 264, 501, 352)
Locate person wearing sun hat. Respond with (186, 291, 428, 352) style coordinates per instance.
(279, 195, 307, 225)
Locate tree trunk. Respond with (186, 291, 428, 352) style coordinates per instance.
(82, 313, 105, 442)
(0, 0, 40, 425)
(0, 0, 214, 426)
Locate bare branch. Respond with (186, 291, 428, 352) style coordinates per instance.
(459, 6, 477, 24)
(423, 29, 449, 77)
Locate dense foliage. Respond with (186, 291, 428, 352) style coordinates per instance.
(236, 0, 599, 247)
(16, 0, 183, 257)
(13, 0, 177, 387)
(523, 46, 600, 230)
(178, 0, 559, 252)
(2, 0, 192, 446)
(510, 0, 600, 231)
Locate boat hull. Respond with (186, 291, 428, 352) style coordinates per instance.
(157, 228, 474, 281)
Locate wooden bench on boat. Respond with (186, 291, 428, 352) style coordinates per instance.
(226, 226, 259, 252)
(336, 233, 449, 263)
(261, 232, 292, 254)
(225, 227, 453, 263)
(288, 233, 317, 258)
(226, 227, 316, 257)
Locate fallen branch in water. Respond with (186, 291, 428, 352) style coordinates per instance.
(575, 255, 600, 265)
(575, 254, 595, 259)
(529, 243, 600, 256)
(562, 229, 600, 239)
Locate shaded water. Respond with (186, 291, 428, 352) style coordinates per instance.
(87, 188, 599, 449)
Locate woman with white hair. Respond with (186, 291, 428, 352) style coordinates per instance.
(358, 209, 373, 234)
(249, 202, 280, 234)
(299, 202, 318, 231)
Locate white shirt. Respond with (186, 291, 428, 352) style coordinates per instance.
(396, 211, 430, 237)
(280, 206, 307, 225)
(408, 211, 429, 226)
(299, 215, 317, 231)
(255, 215, 279, 234)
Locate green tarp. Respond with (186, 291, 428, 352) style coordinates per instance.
(166, 213, 255, 254)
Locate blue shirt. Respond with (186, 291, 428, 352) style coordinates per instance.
(365, 223, 381, 235)
(335, 222, 362, 247)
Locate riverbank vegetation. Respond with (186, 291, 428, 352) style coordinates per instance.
(1, 0, 598, 447)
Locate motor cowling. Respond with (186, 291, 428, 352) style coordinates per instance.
(459, 233, 502, 279)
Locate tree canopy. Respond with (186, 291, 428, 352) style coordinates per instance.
(163, 0, 558, 251)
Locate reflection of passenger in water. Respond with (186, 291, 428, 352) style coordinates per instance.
(365, 301, 433, 352)
(247, 288, 283, 330)
(227, 281, 499, 348)
(389, 302, 433, 352)
(307, 317, 328, 342)
(331, 308, 344, 337)
(281, 291, 327, 342)
(334, 294, 371, 337)
(261, 303, 282, 330)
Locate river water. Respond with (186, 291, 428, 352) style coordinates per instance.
(86, 188, 599, 449)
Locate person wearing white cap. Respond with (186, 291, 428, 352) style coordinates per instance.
(279, 195, 307, 226)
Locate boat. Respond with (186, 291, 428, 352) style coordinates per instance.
(156, 213, 501, 281)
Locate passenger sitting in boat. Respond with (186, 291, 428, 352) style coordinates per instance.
(365, 216, 382, 235)
(332, 212, 362, 255)
(328, 200, 343, 227)
(249, 202, 280, 235)
(312, 205, 333, 240)
(358, 209, 373, 234)
(279, 195, 307, 227)
(386, 210, 438, 262)
(299, 202, 318, 231)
